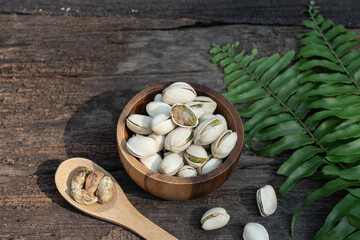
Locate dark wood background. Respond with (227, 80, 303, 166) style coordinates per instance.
(0, 1, 358, 239)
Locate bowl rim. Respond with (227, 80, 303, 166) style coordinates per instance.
(116, 81, 244, 185)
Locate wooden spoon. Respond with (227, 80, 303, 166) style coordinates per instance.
(55, 157, 177, 240)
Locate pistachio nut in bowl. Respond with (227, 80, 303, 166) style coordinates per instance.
(116, 82, 244, 200)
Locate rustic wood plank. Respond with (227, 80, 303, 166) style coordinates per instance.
(0, 0, 359, 27)
(0, 15, 358, 239)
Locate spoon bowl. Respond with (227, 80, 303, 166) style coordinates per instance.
(55, 157, 177, 240)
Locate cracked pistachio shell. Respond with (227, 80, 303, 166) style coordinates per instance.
(140, 153, 162, 173)
(257, 185, 277, 217)
(211, 130, 238, 159)
(151, 113, 176, 136)
(71, 167, 87, 190)
(194, 96, 217, 114)
(85, 170, 104, 195)
(171, 104, 198, 128)
(146, 101, 171, 117)
(71, 188, 98, 205)
(163, 150, 184, 159)
(164, 127, 193, 153)
(177, 165, 197, 177)
(184, 145, 208, 169)
(201, 207, 230, 230)
(162, 82, 197, 105)
(159, 153, 184, 176)
(194, 117, 226, 145)
(216, 114, 228, 130)
(154, 93, 162, 102)
(126, 114, 152, 135)
(126, 135, 157, 158)
(96, 176, 114, 204)
(148, 133, 165, 152)
(198, 157, 222, 175)
(243, 222, 269, 240)
(199, 113, 216, 123)
(185, 102, 205, 119)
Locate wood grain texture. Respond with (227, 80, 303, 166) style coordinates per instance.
(0, 14, 359, 239)
(0, 0, 360, 27)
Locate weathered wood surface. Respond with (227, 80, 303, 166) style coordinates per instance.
(0, 13, 359, 240)
(0, 0, 360, 27)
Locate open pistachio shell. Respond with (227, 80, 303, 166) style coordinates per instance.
(243, 222, 269, 240)
(146, 101, 171, 117)
(126, 135, 157, 158)
(194, 96, 217, 114)
(194, 117, 226, 145)
(198, 157, 222, 175)
(148, 133, 165, 152)
(211, 130, 238, 159)
(71, 188, 98, 205)
(96, 176, 114, 204)
(154, 93, 163, 102)
(71, 167, 87, 190)
(140, 153, 162, 173)
(164, 127, 193, 153)
(162, 82, 197, 105)
(184, 144, 208, 169)
(159, 153, 184, 176)
(201, 207, 230, 230)
(151, 113, 176, 136)
(171, 104, 198, 128)
(185, 102, 205, 118)
(257, 185, 277, 217)
(177, 165, 197, 177)
(126, 114, 152, 135)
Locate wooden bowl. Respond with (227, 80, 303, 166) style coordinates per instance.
(116, 82, 244, 200)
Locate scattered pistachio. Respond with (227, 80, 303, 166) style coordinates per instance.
(257, 185, 277, 217)
(201, 207, 230, 230)
(243, 222, 269, 240)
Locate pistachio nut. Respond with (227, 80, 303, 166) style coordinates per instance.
(154, 93, 162, 102)
(194, 117, 226, 145)
(171, 104, 198, 128)
(146, 101, 171, 117)
(158, 153, 184, 176)
(126, 114, 152, 135)
(211, 130, 237, 159)
(71, 188, 98, 205)
(243, 222, 269, 240)
(71, 167, 87, 190)
(177, 165, 197, 177)
(95, 176, 114, 204)
(85, 170, 104, 195)
(126, 135, 157, 158)
(162, 82, 196, 105)
(185, 102, 205, 118)
(140, 153, 162, 173)
(184, 145, 208, 169)
(164, 127, 193, 153)
(201, 207, 230, 230)
(198, 157, 222, 175)
(194, 96, 217, 114)
(151, 113, 176, 136)
(148, 133, 165, 152)
(257, 185, 277, 217)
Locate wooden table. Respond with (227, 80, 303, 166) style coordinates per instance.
(1, 1, 359, 239)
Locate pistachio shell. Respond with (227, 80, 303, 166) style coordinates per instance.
(71, 189, 98, 205)
(216, 114, 228, 130)
(162, 82, 196, 105)
(148, 133, 165, 152)
(199, 113, 216, 122)
(243, 222, 269, 240)
(159, 153, 184, 176)
(151, 113, 176, 136)
(194, 117, 226, 145)
(171, 104, 198, 128)
(194, 96, 217, 114)
(164, 127, 193, 153)
(154, 93, 162, 102)
(71, 167, 87, 190)
(126, 114, 152, 135)
(140, 153, 162, 173)
(185, 102, 205, 118)
(146, 101, 171, 117)
(198, 157, 222, 175)
(177, 165, 197, 177)
(96, 176, 114, 204)
(85, 170, 104, 195)
(126, 135, 157, 158)
(257, 185, 277, 217)
(184, 145, 208, 169)
(211, 130, 238, 159)
(201, 207, 230, 230)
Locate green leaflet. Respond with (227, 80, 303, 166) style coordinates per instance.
(329, 138, 360, 156)
(322, 165, 360, 180)
(348, 188, 360, 198)
(320, 217, 356, 240)
(342, 207, 360, 230)
(345, 231, 360, 240)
